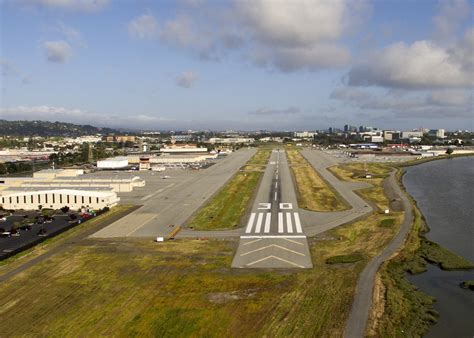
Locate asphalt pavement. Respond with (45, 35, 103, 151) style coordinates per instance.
(232, 149, 313, 269)
(92, 148, 256, 238)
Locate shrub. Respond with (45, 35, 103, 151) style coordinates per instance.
(326, 253, 364, 264)
(380, 218, 396, 227)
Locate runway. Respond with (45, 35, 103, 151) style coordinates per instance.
(92, 148, 256, 238)
(232, 149, 313, 269)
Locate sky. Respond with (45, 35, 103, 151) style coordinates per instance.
(0, 0, 473, 131)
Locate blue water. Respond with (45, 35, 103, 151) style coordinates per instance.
(403, 157, 474, 338)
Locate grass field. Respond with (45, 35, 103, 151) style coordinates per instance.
(286, 149, 349, 212)
(187, 149, 270, 231)
(0, 200, 403, 337)
(0, 159, 411, 336)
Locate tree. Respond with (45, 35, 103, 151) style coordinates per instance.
(446, 148, 454, 155)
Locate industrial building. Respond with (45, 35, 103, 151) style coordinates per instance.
(0, 187, 119, 210)
(97, 156, 129, 169)
(207, 137, 254, 144)
(0, 168, 144, 210)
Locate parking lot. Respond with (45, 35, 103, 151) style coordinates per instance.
(0, 209, 100, 260)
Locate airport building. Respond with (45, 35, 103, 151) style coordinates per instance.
(0, 168, 144, 210)
(0, 187, 119, 210)
(207, 137, 254, 144)
(97, 157, 129, 169)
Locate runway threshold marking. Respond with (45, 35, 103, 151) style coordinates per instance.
(294, 212, 303, 233)
(278, 212, 284, 233)
(286, 212, 293, 233)
(246, 255, 305, 268)
(245, 211, 303, 234)
(245, 213, 256, 233)
(240, 235, 307, 239)
(255, 213, 264, 233)
(240, 244, 305, 257)
(264, 213, 271, 233)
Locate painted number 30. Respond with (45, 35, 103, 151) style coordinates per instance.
(258, 203, 293, 210)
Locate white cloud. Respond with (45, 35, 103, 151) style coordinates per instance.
(128, 0, 368, 72)
(433, 0, 471, 42)
(43, 40, 73, 63)
(427, 89, 470, 106)
(346, 38, 474, 90)
(16, 0, 109, 12)
(128, 14, 159, 39)
(55, 21, 86, 47)
(331, 86, 473, 119)
(176, 71, 198, 88)
(236, 0, 346, 47)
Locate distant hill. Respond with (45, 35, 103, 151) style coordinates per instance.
(0, 120, 122, 137)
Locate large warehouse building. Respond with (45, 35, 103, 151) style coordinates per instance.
(0, 168, 144, 210)
(0, 187, 119, 210)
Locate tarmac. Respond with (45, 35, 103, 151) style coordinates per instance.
(92, 148, 256, 238)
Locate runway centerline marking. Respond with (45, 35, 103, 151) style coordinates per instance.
(274, 192, 277, 201)
(240, 244, 305, 257)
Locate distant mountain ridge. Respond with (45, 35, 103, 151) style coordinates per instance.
(0, 120, 122, 137)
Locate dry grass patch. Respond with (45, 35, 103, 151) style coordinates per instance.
(287, 150, 349, 212)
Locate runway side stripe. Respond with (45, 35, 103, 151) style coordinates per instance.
(278, 212, 284, 233)
(245, 213, 256, 233)
(255, 212, 264, 233)
(264, 213, 271, 233)
(286, 212, 293, 233)
(294, 213, 303, 233)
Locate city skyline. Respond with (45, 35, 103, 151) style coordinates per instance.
(1, 0, 473, 131)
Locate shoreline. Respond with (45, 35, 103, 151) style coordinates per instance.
(369, 155, 474, 336)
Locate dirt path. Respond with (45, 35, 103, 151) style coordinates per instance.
(343, 171, 413, 337)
